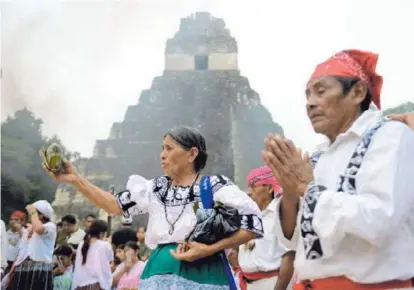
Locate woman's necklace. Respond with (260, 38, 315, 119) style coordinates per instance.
(163, 173, 199, 235)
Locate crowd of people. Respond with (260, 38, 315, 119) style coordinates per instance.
(1, 208, 151, 290)
(1, 49, 414, 290)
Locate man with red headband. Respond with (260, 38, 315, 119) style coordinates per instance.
(6, 211, 27, 271)
(262, 50, 414, 289)
(232, 166, 294, 290)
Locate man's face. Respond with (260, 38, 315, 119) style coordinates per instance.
(83, 217, 94, 230)
(62, 221, 76, 234)
(305, 76, 362, 139)
(9, 217, 23, 230)
(247, 184, 273, 205)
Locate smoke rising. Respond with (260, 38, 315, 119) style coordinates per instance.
(1, 1, 167, 156)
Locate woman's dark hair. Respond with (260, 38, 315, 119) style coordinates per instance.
(116, 244, 125, 250)
(54, 244, 73, 257)
(334, 76, 372, 111)
(165, 127, 208, 172)
(81, 220, 108, 265)
(124, 241, 139, 252)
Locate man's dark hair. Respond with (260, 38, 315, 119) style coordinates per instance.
(85, 214, 96, 219)
(62, 215, 77, 225)
(334, 76, 372, 111)
(111, 228, 138, 247)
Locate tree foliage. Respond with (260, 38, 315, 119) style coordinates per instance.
(1, 108, 75, 220)
(382, 102, 414, 115)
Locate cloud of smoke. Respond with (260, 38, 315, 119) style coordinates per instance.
(1, 1, 155, 155)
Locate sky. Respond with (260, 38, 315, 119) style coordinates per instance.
(1, 0, 414, 157)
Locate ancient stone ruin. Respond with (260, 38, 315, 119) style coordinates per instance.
(52, 12, 284, 226)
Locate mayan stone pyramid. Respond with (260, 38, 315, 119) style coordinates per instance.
(52, 12, 284, 226)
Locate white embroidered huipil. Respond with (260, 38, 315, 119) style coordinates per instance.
(116, 175, 264, 249)
(238, 198, 286, 273)
(274, 110, 414, 283)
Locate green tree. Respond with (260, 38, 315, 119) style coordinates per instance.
(1, 108, 73, 220)
(382, 102, 414, 115)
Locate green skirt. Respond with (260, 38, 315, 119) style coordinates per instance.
(139, 243, 230, 289)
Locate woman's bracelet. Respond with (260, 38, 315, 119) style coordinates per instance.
(29, 211, 38, 217)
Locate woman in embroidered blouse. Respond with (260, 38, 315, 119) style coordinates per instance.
(43, 127, 264, 289)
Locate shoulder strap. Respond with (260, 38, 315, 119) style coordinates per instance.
(199, 175, 214, 209)
(198, 175, 238, 290)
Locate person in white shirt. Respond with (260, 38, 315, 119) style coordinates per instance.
(236, 166, 294, 290)
(262, 50, 414, 289)
(62, 214, 86, 251)
(1, 220, 8, 278)
(6, 211, 27, 270)
(43, 127, 263, 289)
(4, 200, 57, 290)
(71, 219, 113, 290)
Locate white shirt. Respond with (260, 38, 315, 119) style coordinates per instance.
(116, 175, 264, 249)
(0, 220, 7, 269)
(7, 228, 27, 262)
(14, 222, 57, 265)
(274, 110, 414, 283)
(238, 198, 286, 273)
(71, 240, 113, 290)
(67, 228, 86, 245)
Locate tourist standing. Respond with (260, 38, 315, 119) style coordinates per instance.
(62, 215, 86, 251)
(71, 220, 113, 290)
(43, 127, 263, 289)
(6, 211, 27, 271)
(5, 200, 57, 290)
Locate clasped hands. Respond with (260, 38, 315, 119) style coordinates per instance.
(170, 241, 214, 262)
(261, 134, 314, 198)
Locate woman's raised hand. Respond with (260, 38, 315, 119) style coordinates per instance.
(42, 160, 79, 184)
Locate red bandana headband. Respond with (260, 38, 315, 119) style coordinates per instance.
(11, 211, 26, 220)
(310, 49, 383, 109)
(247, 166, 281, 197)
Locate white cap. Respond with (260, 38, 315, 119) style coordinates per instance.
(33, 200, 54, 219)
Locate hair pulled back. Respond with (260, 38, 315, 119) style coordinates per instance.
(165, 127, 208, 172)
(81, 220, 108, 265)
